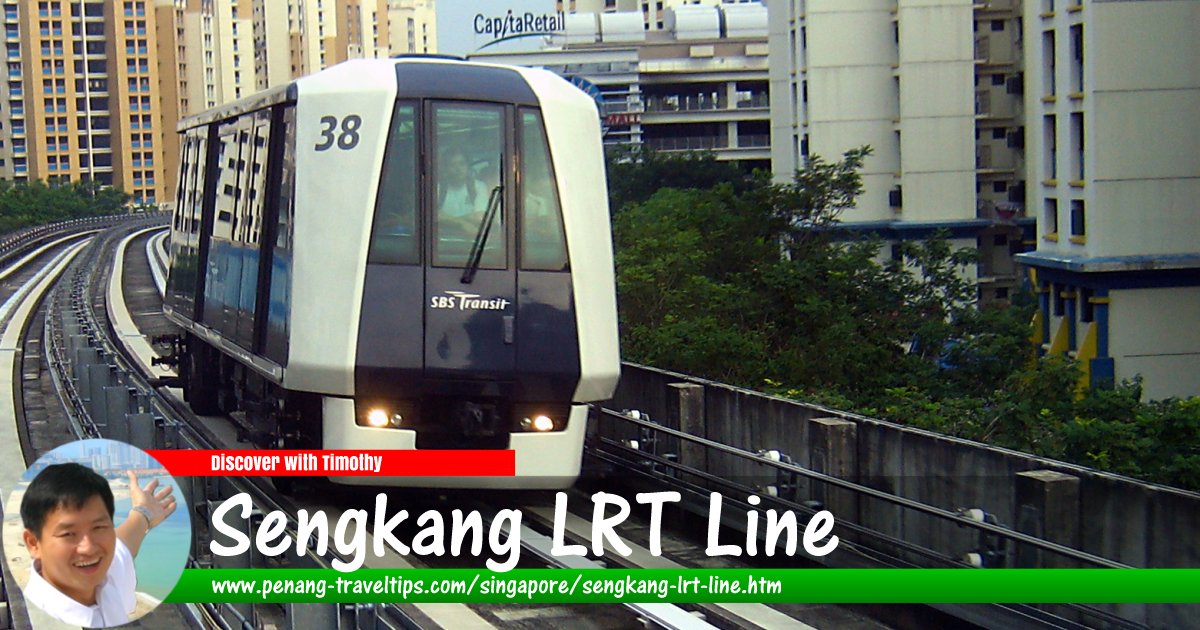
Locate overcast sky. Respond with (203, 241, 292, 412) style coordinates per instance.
(436, 0, 559, 58)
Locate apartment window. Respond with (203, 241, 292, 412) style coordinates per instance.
(1070, 112, 1084, 180)
(992, 127, 1006, 139)
(993, 181, 1008, 193)
(1044, 198, 1058, 235)
(1043, 115, 1057, 180)
(1043, 31, 1056, 96)
(991, 19, 1005, 32)
(1070, 200, 1085, 237)
(1069, 25, 1083, 93)
(992, 73, 1005, 86)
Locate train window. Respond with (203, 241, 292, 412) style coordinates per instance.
(264, 105, 296, 364)
(243, 110, 270, 246)
(368, 103, 418, 265)
(519, 110, 568, 272)
(213, 121, 239, 235)
(432, 104, 505, 269)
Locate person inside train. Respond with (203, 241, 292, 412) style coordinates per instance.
(436, 145, 493, 244)
(20, 463, 177, 627)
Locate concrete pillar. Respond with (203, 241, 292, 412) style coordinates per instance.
(668, 383, 705, 473)
(808, 417, 859, 525)
(1015, 470, 1080, 568)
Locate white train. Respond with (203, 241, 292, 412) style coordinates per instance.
(164, 58, 620, 488)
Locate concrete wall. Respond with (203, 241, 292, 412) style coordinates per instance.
(607, 362, 1200, 627)
(1110, 286, 1200, 401)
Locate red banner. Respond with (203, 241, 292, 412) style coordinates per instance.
(145, 450, 515, 477)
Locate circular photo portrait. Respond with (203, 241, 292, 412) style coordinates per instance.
(3, 439, 191, 628)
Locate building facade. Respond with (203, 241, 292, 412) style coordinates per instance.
(476, 3, 770, 169)
(0, 0, 168, 204)
(0, 0, 437, 204)
(768, 0, 1032, 303)
(388, 0, 435, 55)
(1015, 0, 1200, 399)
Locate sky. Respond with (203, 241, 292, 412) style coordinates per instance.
(436, 0, 560, 58)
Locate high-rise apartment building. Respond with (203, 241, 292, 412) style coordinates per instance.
(768, 0, 1031, 303)
(0, 0, 437, 203)
(388, 0, 435, 55)
(0, 0, 167, 204)
(1015, 0, 1200, 399)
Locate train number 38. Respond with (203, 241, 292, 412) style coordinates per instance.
(315, 114, 362, 151)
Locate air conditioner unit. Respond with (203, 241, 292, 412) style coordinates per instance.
(1005, 73, 1024, 95)
(1006, 127, 1025, 149)
(888, 187, 902, 208)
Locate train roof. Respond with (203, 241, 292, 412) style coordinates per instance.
(175, 57, 557, 133)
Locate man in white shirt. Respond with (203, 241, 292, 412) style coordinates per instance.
(20, 463, 176, 627)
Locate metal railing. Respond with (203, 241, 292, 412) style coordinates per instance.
(590, 406, 1146, 630)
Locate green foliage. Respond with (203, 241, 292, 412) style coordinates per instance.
(605, 145, 755, 212)
(610, 148, 1200, 491)
(0, 179, 130, 233)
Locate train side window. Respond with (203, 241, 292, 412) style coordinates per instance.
(432, 103, 505, 269)
(166, 134, 195, 306)
(368, 103, 418, 265)
(264, 105, 295, 363)
(519, 110, 568, 272)
(213, 121, 238, 237)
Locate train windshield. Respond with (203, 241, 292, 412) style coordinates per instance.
(368, 104, 419, 265)
(519, 110, 567, 271)
(432, 104, 505, 269)
(368, 101, 566, 272)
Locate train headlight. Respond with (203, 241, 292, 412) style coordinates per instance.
(356, 401, 413, 429)
(366, 408, 391, 427)
(531, 415, 555, 432)
(513, 405, 569, 432)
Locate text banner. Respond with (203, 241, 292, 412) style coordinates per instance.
(166, 568, 1200, 604)
(146, 449, 515, 476)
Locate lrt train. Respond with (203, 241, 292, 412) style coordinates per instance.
(163, 58, 620, 488)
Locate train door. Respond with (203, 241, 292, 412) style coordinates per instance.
(203, 120, 240, 331)
(423, 102, 516, 378)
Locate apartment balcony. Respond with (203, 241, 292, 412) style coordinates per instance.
(645, 134, 771, 153)
(645, 94, 728, 113)
(737, 134, 769, 148)
(645, 135, 726, 151)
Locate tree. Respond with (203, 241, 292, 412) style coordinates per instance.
(0, 179, 131, 234)
(609, 148, 1200, 491)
